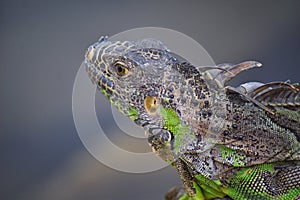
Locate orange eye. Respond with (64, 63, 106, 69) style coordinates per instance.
(114, 62, 129, 76)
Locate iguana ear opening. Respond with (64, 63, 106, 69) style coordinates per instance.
(144, 96, 159, 114)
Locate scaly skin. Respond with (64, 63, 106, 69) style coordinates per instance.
(84, 36, 300, 200)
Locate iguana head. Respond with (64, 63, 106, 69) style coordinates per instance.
(84, 36, 218, 163)
(85, 36, 198, 161)
(86, 36, 173, 117)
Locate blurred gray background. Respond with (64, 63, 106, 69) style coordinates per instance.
(1, 0, 300, 200)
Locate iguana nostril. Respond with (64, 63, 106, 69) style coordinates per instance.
(85, 46, 94, 61)
(85, 48, 88, 57)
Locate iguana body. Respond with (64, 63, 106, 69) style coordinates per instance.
(84, 36, 300, 200)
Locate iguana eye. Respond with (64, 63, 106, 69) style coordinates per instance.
(114, 61, 129, 76)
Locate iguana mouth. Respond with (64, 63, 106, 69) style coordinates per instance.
(85, 57, 115, 98)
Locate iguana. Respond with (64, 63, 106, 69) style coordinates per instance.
(84, 36, 300, 200)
